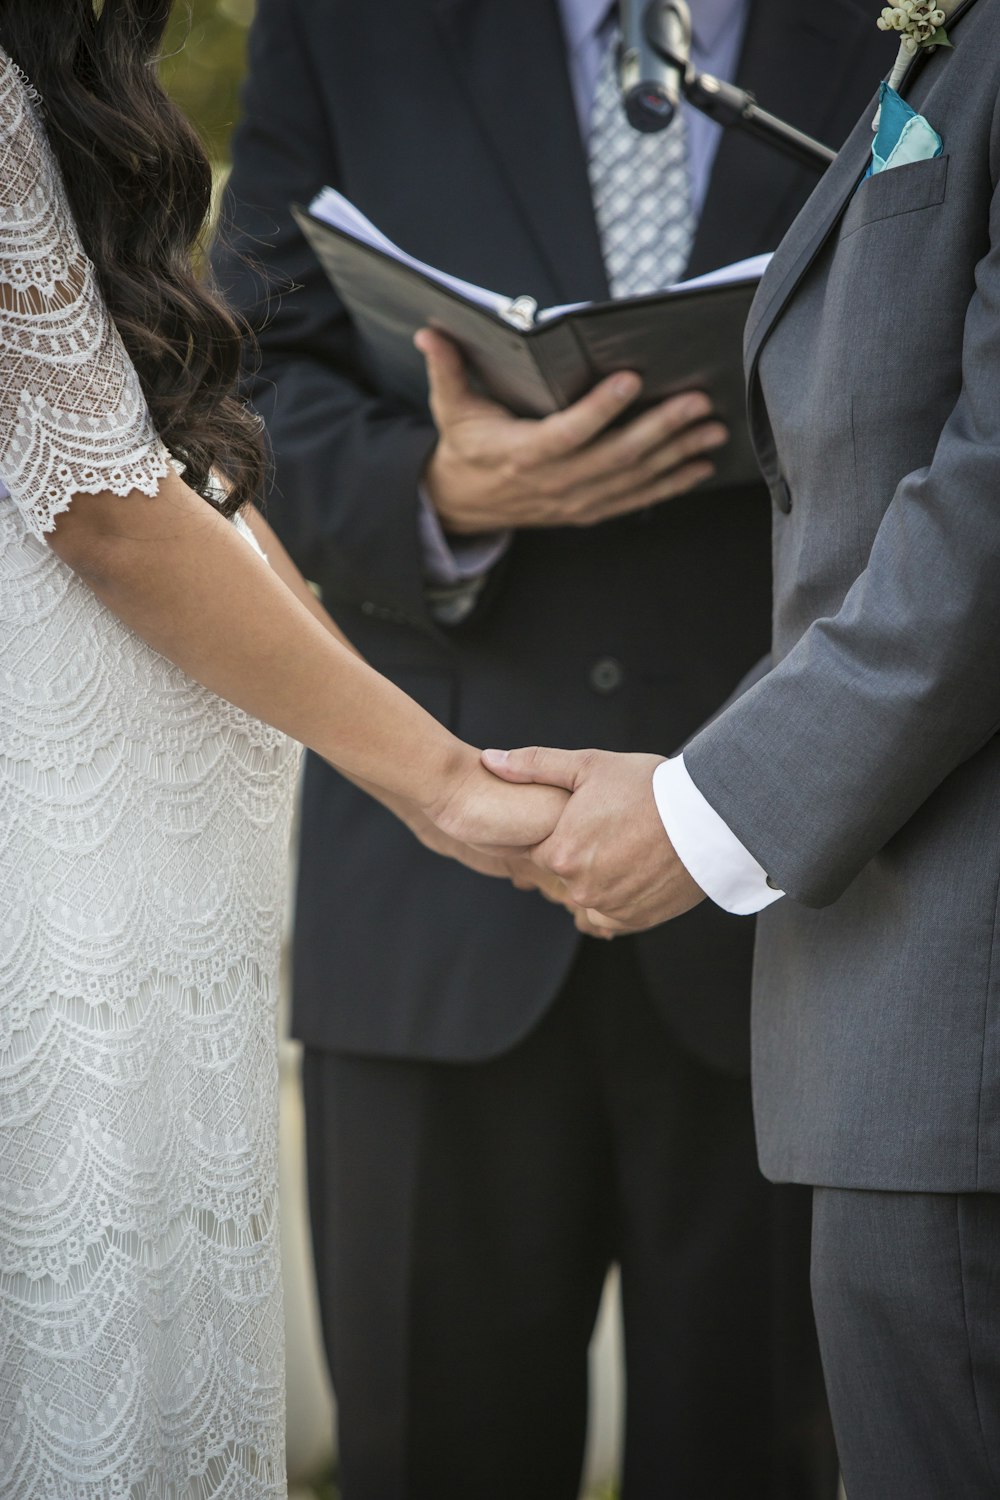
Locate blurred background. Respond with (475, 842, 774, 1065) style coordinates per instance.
(160, 5, 625, 1496)
(161, 0, 252, 167)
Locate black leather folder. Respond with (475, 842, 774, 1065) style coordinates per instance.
(294, 203, 764, 492)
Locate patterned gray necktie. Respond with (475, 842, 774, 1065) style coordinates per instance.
(587, 29, 695, 298)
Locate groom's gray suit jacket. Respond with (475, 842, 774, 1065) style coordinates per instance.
(684, 0, 1000, 1192)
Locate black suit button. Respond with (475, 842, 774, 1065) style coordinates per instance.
(772, 477, 792, 514)
(765, 875, 781, 890)
(590, 657, 624, 694)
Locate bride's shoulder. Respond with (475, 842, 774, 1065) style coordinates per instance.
(0, 44, 43, 128)
(0, 47, 55, 213)
(1, 43, 22, 93)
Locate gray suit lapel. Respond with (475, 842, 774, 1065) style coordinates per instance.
(743, 0, 983, 382)
(741, 114, 874, 384)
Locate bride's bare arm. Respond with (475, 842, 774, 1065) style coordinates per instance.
(243, 503, 360, 648)
(242, 503, 573, 895)
(47, 470, 567, 849)
(0, 55, 564, 869)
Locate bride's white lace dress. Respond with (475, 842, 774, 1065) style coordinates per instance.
(0, 52, 299, 1498)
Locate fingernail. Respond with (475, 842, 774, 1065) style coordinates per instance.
(681, 393, 712, 420)
(612, 373, 641, 400)
(483, 748, 509, 766)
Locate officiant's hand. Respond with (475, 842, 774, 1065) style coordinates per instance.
(415, 329, 728, 534)
(482, 746, 706, 931)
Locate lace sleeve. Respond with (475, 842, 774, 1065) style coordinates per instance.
(0, 51, 175, 538)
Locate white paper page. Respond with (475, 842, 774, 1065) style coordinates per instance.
(537, 253, 774, 323)
(309, 187, 772, 329)
(308, 186, 516, 320)
(671, 253, 773, 293)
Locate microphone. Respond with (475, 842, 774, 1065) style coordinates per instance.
(617, 0, 692, 133)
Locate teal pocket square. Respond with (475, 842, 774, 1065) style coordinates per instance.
(869, 83, 943, 176)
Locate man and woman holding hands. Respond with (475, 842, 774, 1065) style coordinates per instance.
(217, 0, 1000, 1497)
(1, 0, 996, 1494)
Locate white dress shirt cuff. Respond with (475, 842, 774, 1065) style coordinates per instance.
(652, 754, 783, 916)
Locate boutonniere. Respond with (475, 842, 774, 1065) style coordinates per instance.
(877, 2, 951, 52)
(877, 1, 957, 89)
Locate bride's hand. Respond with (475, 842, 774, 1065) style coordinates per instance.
(353, 747, 616, 929)
(384, 772, 618, 936)
(425, 760, 622, 938)
(389, 795, 541, 884)
(429, 754, 570, 852)
(348, 766, 570, 901)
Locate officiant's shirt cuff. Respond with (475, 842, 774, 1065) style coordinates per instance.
(417, 487, 510, 585)
(653, 755, 784, 916)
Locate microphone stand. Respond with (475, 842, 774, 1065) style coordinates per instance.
(644, 0, 836, 172)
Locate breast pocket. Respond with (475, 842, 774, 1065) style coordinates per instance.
(841, 154, 949, 238)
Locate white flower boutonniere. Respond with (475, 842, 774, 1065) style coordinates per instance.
(877, 0, 958, 92)
(877, 2, 951, 53)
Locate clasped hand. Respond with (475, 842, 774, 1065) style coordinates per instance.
(415, 744, 705, 935)
(404, 330, 720, 928)
(482, 747, 706, 933)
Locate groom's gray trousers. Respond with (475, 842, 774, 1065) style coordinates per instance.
(810, 1189, 1000, 1499)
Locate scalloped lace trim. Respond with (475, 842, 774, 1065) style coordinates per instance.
(0, 53, 175, 537)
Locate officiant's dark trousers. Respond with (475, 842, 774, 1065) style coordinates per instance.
(302, 938, 834, 1500)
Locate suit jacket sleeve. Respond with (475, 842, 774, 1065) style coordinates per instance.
(679, 652, 773, 750)
(212, 0, 438, 623)
(683, 164, 1000, 909)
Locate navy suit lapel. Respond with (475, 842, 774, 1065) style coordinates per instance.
(430, 0, 609, 303)
(687, 0, 889, 278)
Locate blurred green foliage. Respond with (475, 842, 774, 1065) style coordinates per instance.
(160, 0, 255, 164)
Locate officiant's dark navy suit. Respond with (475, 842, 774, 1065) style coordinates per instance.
(217, 3, 891, 1495)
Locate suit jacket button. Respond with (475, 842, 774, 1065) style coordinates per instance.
(590, 657, 624, 694)
(765, 875, 781, 890)
(772, 477, 792, 514)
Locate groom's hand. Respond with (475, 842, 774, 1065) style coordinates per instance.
(482, 747, 706, 931)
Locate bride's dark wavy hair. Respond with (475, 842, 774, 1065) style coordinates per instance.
(0, 0, 262, 518)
